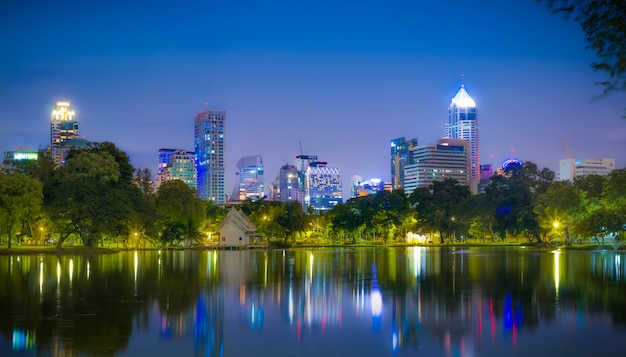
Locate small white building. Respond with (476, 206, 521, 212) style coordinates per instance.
(218, 209, 258, 247)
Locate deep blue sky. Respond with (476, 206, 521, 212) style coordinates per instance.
(1, 0, 624, 199)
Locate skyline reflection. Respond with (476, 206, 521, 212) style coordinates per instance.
(1, 247, 625, 356)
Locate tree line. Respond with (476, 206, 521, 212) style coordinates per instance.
(0, 141, 624, 248)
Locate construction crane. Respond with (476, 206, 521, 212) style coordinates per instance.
(563, 138, 576, 180)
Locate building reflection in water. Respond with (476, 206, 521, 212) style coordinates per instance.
(1, 248, 626, 356)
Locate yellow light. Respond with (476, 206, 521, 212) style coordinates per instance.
(553, 221, 559, 228)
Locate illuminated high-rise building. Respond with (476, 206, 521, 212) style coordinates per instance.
(305, 161, 343, 214)
(277, 164, 302, 203)
(50, 101, 79, 166)
(230, 155, 264, 201)
(403, 138, 470, 195)
(194, 108, 226, 203)
(154, 148, 197, 192)
(390, 137, 418, 190)
(445, 85, 480, 182)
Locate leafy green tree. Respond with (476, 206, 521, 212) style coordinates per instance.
(47, 150, 130, 247)
(485, 172, 537, 241)
(538, 0, 626, 100)
(534, 180, 581, 244)
(202, 200, 227, 243)
(410, 178, 471, 243)
(276, 200, 308, 241)
(0, 173, 43, 247)
(154, 180, 205, 246)
(326, 200, 360, 242)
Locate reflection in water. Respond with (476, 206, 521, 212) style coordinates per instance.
(1, 248, 626, 356)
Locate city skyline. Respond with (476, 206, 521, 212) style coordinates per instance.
(2, 0, 625, 201)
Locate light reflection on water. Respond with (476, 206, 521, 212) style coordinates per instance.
(1, 247, 626, 357)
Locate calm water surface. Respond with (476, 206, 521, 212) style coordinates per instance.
(1, 247, 625, 356)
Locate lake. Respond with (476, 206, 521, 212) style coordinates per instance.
(1, 247, 625, 356)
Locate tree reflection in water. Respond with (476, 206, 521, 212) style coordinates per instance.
(1, 248, 625, 356)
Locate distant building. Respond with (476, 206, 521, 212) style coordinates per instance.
(194, 108, 226, 203)
(277, 164, 303, 203)
(230, 155, 264, 202)
(403, 138, 470, 195)
(351, 176, 388, 198)
(305, 161, 343, 214)
(558, 158, 615, 182)
(50, 101, 80, 167)
(154, 148, 197, 192)
(480, 164, 493, 180)
(2, 146, 38, 173)
(445, 85, 480, 182)
(390, 137, 418, 190)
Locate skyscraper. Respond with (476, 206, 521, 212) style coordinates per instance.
(50, 101, 79, 166)
(194, 109, 226, 203)
(390, 137, 418, 190)
(277, 164, 302, 203)
(445, 85, 480, 182)
(230, 155, 264, 201)
(305, 161, 343, 214)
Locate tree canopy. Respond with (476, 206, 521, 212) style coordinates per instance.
(538, 0, 626, 101)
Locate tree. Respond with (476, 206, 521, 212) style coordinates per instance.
(534, 180, 581, 244)
(134, 168, 153, 195)
(275, 201, 307, 241)
(410, 178, 471, 244)
(47, 150, 129, 247)
(0, 173, 43, 247)
(538, 0, 626, 100)
(154, 180, 204, 246)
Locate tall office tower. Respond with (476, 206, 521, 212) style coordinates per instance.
(154, 149, 197, 192)
(403, 138, 470, 195)
(294, 154, 318, 208)
(230, 155, 264, 201)
(390, 137, 418, 190)
(445, 85, 480, 182)
(50, 101, 79, 166)
(305, 161, 343, 214)
(194, 109, 226, 203)
(278, 164, 303, 203)
(558, 158, 615, 182)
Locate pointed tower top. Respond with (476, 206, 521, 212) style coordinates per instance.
(451, 85, 476, 108)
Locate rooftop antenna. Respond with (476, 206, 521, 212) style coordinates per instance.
(299, 141, 304, 155)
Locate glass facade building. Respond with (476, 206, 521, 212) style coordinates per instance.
(230, 155, 264, 201)
(445, 85, 480, 182)
(390, 137, 418, 190)
(277, 164, 303, 203)
(305, 161, 343, 214)
(194, 109, 225, 203)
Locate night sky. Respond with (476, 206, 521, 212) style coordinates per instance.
(2, 0, 625, 200)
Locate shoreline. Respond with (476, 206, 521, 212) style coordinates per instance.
(1, 242, 623, 255)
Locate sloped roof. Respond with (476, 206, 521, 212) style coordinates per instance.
(219, 209, 257, 233)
